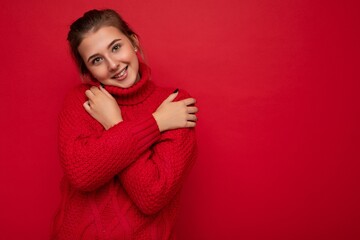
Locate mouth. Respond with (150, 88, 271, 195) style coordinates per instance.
(112, 66, 128, 80)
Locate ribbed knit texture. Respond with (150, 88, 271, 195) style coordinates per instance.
(52, 62, 197, 240)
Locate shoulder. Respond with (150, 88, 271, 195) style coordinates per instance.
(175, 88, 193, 100)
(60, 84, 92, 112)
(67, 84, 91, 96)
(63, 84, 91, 103)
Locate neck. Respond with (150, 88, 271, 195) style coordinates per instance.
(102, 62, 155, 105)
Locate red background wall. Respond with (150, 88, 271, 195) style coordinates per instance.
(0, 0, 359, 239)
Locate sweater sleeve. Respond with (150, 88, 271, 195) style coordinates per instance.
(58, 85, 161, 192)
(118, 90, 197, 215)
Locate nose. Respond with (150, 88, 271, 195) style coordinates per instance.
(107, 57, 119, 72)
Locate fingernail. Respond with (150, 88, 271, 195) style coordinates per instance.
(173, 88, 179, 93)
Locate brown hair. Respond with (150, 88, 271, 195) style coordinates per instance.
(67, 9, 139, 76)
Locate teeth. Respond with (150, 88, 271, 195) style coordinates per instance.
(114, 66, 127, 78)
(119, 68, 126, 76)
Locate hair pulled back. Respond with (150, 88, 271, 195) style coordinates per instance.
(67, 9, 138, 76)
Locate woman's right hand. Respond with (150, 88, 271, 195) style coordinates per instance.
(152, 90, 198, 132)
(83, 86, 123, 130)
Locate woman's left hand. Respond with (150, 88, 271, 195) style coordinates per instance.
(83, 86, 123, 130)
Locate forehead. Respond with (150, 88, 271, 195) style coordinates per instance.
(78, 26, 127, 58)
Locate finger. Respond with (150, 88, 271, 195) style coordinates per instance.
(187, 114, 197, 122)
(83, 101, 91, 112)
(100, 85, 114, 99)
(185, 121, 196, 128)
(90, 86, 101, 95)
(187, 106, 198, 114)
(164, 90, 179, 103)
(182, 98, 196, 106)
(85, 89, 95, 99)
(85, 90, 95, 100)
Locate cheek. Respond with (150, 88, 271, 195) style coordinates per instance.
(88, 66, 107, 80)
(119, 46, 138, 61)
(130, 53, 139, 70)
(117, 52, 133, 62)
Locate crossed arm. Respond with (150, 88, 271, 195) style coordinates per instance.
(59, 85, 198, 214)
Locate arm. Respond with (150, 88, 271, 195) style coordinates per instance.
(119, 90, 198, 215)
(58, 85, 161, 192)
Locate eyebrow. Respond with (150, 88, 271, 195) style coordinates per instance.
(87, 38, 122, 63)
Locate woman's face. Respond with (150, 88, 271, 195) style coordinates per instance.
(78, 26, 140, 88)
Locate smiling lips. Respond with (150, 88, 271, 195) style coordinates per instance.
(112, 66, 128, 81)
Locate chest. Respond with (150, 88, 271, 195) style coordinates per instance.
(117, 98, 163, 121)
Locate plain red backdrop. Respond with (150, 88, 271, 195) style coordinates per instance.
(0, 0, 359, 239)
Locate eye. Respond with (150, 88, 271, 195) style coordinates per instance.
(92, 57, 103, 65)
(112, 43, 121, 52)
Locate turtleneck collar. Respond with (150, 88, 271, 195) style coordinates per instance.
(103, 61, 155, 105)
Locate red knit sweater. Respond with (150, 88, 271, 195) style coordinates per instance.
(52, 63, 197, 239)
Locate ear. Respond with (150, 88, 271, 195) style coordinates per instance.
(130, 34, 140, 49)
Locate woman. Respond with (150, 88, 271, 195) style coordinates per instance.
(52, 9, 198, 239)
